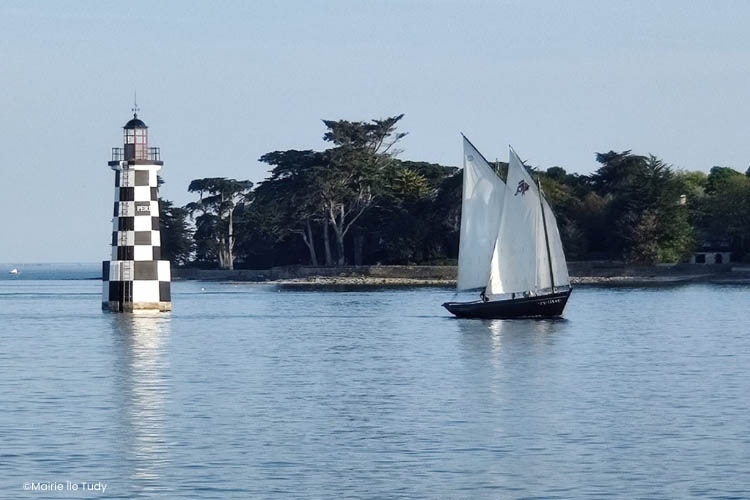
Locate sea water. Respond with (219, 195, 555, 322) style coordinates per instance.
(1, 265, 748, 498)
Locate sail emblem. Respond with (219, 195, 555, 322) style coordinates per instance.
(467, 154, 474, 161)
(515, 179, 530, 196)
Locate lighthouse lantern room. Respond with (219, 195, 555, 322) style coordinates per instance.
(102, 110, 171, 312)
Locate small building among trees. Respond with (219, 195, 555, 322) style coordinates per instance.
(690, 234, 732, 264)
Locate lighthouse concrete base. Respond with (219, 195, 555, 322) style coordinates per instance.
(102, 301, 172, 312)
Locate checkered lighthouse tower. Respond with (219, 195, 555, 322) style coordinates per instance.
(102, 111, 171, 311)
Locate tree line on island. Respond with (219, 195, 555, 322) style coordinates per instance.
(158, 114, 750, 269)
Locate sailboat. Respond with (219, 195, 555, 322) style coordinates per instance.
(443, 136, 572, 319)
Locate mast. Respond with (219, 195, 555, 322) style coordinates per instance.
(537, 178, 555, 291)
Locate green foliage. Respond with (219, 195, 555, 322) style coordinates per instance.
(159, 199, 193, 266)
(360, 159, 456, 264)
(590, 152, 695, 263)
(545, 166, 567, 183)
(706, 166, 744, 194)
(322, 114, 407, 155)
(185, 177, 253, 269)
(537, 172, 591, 259)
(254, 150, 328, 265)
(162, 116, 746, 269)
(318, 115, 407, 264)
(696, 173, 750, 258)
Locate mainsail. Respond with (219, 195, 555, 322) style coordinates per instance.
(485, 147, 569, 297)
(457, 136, 506, 290)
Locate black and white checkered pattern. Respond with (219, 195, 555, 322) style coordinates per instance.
(102, 163, 171, 311)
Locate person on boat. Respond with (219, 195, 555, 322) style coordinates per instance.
(480, 291, 489, 303)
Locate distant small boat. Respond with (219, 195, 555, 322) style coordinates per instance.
(9, 268, 20, 275)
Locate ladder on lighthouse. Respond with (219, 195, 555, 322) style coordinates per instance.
(121, 262, 133, 280)
(118, 168, 133, 282)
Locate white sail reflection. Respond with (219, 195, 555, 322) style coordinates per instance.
(458, 319, 565, 362)
(486, 318, 560, 347)
(111, 311, 172, 493)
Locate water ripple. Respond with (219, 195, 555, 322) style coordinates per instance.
(0, 280, 749, 498)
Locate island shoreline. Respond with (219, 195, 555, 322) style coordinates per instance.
(172, 263, 750, 287)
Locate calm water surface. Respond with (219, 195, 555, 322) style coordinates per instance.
(1, 265, 749, 498)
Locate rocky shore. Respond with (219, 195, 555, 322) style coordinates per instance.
(173, 263, 750, 287)
(267, 276, 455, 287)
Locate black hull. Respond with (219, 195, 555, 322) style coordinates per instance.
(443, 289, 571, 319)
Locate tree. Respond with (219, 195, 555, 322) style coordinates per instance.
(538, 170, 591, 259)
(319, 114, 407, 264)
(706, 166, 744, 194)
(591, 151, 694, 263)
(372, 161, 459, 265)
(696, 171, 750, 259)
(186, 177, 253, 270)
(155, 176, 193, 266)
(360, 161, 435, 264)
(255, 150, 328, 265)
(545, 166, 567, 183)
(230, 202, 281, 268)
(159, 199, 193, 266)
(431, 169, 463, 259)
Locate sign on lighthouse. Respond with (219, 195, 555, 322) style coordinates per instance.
(102, 109, 172, 311)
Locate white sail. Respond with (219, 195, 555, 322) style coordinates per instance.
(456, 136, 506, 290)
(542, 197, 570, 287)
(486, 147, 553, 296)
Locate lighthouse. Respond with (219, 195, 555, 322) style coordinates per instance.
(102, 110, 171, 312)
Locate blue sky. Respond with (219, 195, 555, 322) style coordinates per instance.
(1, 1, 749, 262)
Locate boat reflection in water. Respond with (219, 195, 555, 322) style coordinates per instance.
(455, 318, 570, 439)
(485, 318, 562, 344)
(457, 318, 567, 362)
(110, 311, 172, 496)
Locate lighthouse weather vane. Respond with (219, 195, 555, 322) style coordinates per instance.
(132, 91, 139, 117)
